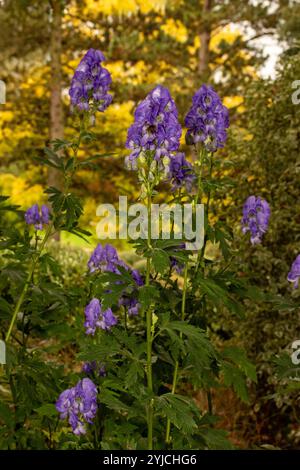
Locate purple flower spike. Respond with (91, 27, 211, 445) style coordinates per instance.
(185, 84, 229, 152)
(125, 85, 182, 169)
(69, 49, 112, 113)
(241, 196, 270, 245)
(25, 204, 50, 230)
(288, 255, 300, 289)
(56, 378, 98, 435)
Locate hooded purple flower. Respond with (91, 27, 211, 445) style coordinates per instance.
(168, 152, 195, 191)
(287, 255, 300, 289)
(84, 298, 117, 335)
(185, 84, 229, 152)
(241, 196, 270, 244)
(24, 204, 49, 230)
(69, 49, 112, 113)
(56, 378, 97, 435)
(88, 243, 122, 273)
(125, 85, 182, 169)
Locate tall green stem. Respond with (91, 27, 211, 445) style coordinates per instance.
(165, 262, 189, 445)
(146, 189, 153, 449)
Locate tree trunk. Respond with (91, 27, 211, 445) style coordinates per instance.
(49, 0, 63, 239)
(49, 0, 63, 164)
(198, 0, 213, 78)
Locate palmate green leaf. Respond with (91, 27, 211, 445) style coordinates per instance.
(200, 427, 234, 450)
(159, 320, 217, 369)
(124, 361, 144, 389)
(197, 277, 244, 318)
(155, 393, 200, 435)
(77, 339, 121, 363)
(222, 362, 249, 402)
(152, 249, 170, 273)
(100, 387, 130, 414)
(222, 347, 257, 382)
(151, 239, 185, 250)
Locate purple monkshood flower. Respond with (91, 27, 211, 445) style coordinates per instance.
(185, 84, 229, 152)
(56, 378, 97, 435)
(82, 361, 106, 377)
(241, 196, 270, 245)
(69, 49, 112, 113)
(125, 85, 182, 170)
(87, 244, 144, 316)
(168, 152, 195, 191)
(88, 243, 124, 274)
(24, 204, 50, 230)
(84, 298, 117, 335)
(287, 255, 300, 289)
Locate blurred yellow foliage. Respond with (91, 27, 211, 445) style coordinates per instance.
(223, 95, 245, 113)
(0, 173, 44, 207)
(97, 101, 134, 145)
(82, 0, 166, 16)
(210, 26, 240, 52)
(160, 18, 188, 43)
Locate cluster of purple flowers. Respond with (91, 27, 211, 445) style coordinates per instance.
(125, 85, 182, 170)
(241, 196, 271, 245)
(87, 243, 143, 319)
(185, 84, 229, 152)
(288, 255, 300, 289)
(56, 378, 97, 435)
(69, 49, 112, 112)
(84, 298, 117, 335)
(24, 204, 49, 230)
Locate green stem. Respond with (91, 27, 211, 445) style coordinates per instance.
(165, 262, 189, 445)
(195, 152, 213, 274)
(146, 189, 153, 450)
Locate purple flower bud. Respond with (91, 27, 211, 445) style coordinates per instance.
(185, 84, 229, 152)
(241, 196, 270, 244)
(82, 361, 106, 377)
(288, 255, 300, 289)
(24, 204, 50, 230)
(56, 378, 97, 435)
(168, 152, 195, 191)
(69, 49, 112, 113)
